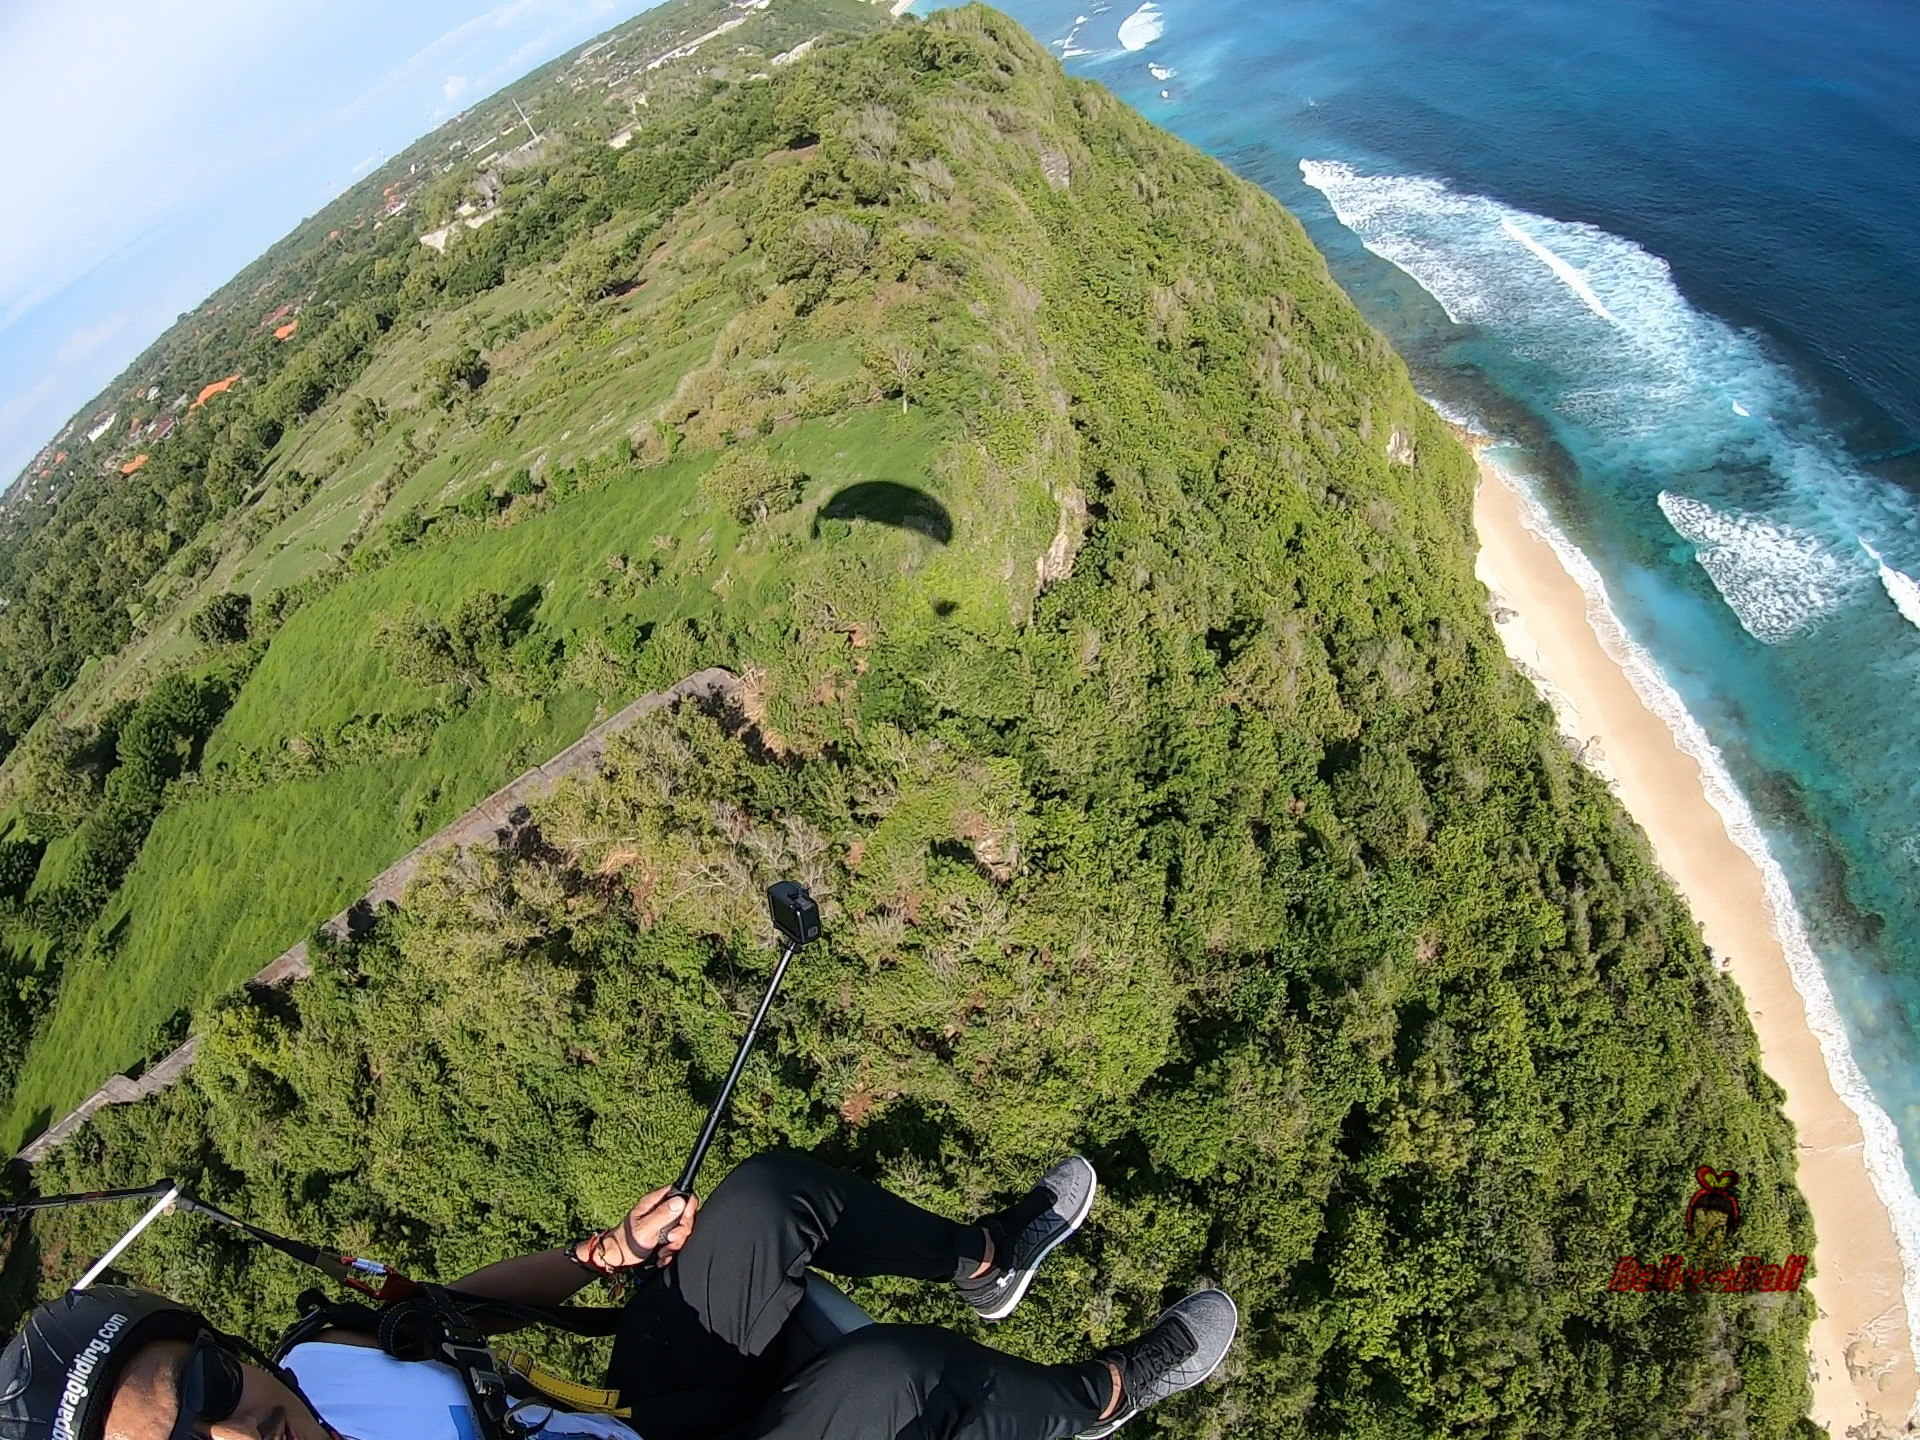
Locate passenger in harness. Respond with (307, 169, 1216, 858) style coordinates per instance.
(0, 1149, 1236, 1440)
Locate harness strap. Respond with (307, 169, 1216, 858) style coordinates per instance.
(271, 1293, 380, 1361)
(497, 1350, 632, 1417)
(274, 1278, 635, 1438)
(421, 1285, 525, 1440)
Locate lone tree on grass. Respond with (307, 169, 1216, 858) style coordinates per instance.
(556, 239, 626, 303)
(374, 589, 510, 692)
(424, 347, 488, 411)
(348, 395, 388, 445)
(868, 338, 924, 415)
(190, 592, 252, 646)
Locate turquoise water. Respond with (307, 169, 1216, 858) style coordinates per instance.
(944, 0, 1920, 1301)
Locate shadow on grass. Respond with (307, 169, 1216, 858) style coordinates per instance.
(813, 483, 952, 544)
(504, 584, 544, 639)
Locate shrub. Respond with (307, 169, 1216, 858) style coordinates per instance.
(374, 591, 511, 691)
(555, 240, 624, 303)
(457, 487, 501, 521)
(10, 724, 99, 840)
(0, 839, 42, 905)
(698, 449, 805, 524)
(190, 593, 252, 647)
(374, 605, 460, 688)
(423, 347, 489, 410)
(348, 395, 387, 445)
(389, 507, 428, 546)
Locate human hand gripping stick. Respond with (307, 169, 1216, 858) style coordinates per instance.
(574, 1186, 701, 1271)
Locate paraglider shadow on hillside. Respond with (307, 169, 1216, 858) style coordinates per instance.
(812, 483, 952, 544)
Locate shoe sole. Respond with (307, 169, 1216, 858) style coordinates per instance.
(1077, 1291, 1239, 1438)
(976, 1165, 1098, 1322)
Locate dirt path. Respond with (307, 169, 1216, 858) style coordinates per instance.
(15, 668, 739, 1165)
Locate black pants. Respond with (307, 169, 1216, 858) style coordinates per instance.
(607, 1153, 1111, 1440)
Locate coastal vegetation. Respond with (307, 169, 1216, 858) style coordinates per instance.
(2, 2, 1818, 1435)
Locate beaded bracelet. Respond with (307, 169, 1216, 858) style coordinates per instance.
(565, 1230, 615, 1277)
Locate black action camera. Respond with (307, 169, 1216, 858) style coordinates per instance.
(767, 880, 822, 948)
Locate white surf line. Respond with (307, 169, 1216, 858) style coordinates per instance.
(1480, 441, 1920, 1409)
(1862, 540, 1920, 631)
(1499, 218, 1621, 327)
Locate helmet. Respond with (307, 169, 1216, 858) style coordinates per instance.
(0, 1286, 206, 1440)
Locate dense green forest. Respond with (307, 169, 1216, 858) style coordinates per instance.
(2, 3, 1818, 1436)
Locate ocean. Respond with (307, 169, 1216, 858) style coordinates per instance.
(926, 0, 1920, 1315)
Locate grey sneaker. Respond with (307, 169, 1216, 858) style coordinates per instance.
(1077, 1289, 1238, 1438)
(956, 1155, 1098, 1321)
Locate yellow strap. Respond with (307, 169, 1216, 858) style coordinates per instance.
(497, 1348, 631, 1418)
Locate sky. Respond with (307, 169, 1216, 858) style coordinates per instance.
(0, 0, 662, 489)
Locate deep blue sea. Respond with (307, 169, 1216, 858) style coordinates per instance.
(927, 0, 1920, 1305)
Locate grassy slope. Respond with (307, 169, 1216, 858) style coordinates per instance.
(5, 0, 943, 1144)
(3, 389, 950, 1146)
(0, 0, 892, 745)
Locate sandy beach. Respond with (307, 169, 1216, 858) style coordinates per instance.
(1473, 456, 1918, 1437)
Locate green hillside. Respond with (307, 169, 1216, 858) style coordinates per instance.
(5, 4, 1816, 1436)
(0, 0, 902, 1139)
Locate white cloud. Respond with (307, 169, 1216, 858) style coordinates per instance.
(54, 312, 137, 370)
(0, 371, 67, 445)
(0, 0, 642, 324)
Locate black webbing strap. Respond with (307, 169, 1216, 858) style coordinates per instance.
(416, 1285, 521, 1440)
(276, 1289, 622, 1360)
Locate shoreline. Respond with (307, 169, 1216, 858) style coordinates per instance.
(1472, 453, 1919, 1435)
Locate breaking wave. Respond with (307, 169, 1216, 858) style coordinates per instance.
(1117, 1, 1164, 50)
(1656, 491, 1854, 643)
(1864, 542, 1920, 632)
(1297, 158, 1786, 437)
(1298, 157, 1917, 640)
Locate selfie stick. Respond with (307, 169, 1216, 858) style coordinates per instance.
(650, 882, 821, 1251)
(673, 941, 798, 1197)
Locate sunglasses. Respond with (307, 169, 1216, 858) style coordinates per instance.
(170, 1335, 246, 1440)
